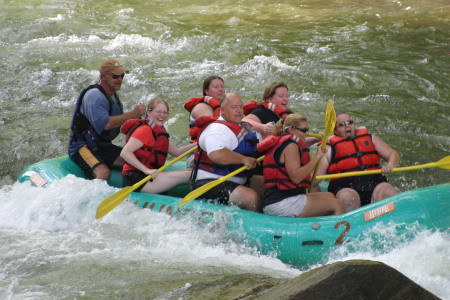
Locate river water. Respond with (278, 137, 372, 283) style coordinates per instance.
(1, 0, 449, 299)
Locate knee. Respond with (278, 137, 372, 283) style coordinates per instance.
(94, 165, 111, 181)
(383, 185, 398, 198)
(337, 190, 360, 212)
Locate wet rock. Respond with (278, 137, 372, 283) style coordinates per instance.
(253, 260, 440, 300)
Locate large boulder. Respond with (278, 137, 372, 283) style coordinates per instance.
(254, 260, 440, 300)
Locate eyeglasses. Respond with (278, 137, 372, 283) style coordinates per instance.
(111, 73, 125, 79)
(337, 120, 354, 127)
(292, 126, 309, 133)
(148, 109, 169, 115)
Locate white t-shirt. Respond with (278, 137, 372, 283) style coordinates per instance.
(196, 117, 246, 184)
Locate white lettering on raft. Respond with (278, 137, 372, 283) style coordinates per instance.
(364, 202, 396, 222)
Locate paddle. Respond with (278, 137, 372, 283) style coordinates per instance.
(96, 146, 198, 219)
(309, 99, 336, 190)
(316, 155, 450, 180)
(308, 133, 323, 138)
(178, 155, 265, 207)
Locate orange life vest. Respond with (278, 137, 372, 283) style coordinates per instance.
(121, 119, 170, 170)
(184, 96, 221, 142)
(191, 116, 258, 178)
(257, 134, 311, 192)
(327, 128, 381, 181)
(243, 101, 293, 117)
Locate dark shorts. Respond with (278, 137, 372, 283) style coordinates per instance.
(122, 170, 152, 192)
(70, 144, 122, 179)
(328, 174, 388, 206)
(190, 179, 241, 205)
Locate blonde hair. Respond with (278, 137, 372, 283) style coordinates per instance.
(147, 97, 169, 113)
(272, 113, 307, 136)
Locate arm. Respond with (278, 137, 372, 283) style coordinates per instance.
(283, 143, 326, 184)
(191, 103, 213, 120)
(168, 142, 197, 157)
(242, 114, 274, 134)
(200, 122, 258, 169)
(104, 104, 146, 130)
(208, 148, 258, 169)
(309, 145, 332, 192)
(120, 137, 158, 177)
(373, 135, 400, 174)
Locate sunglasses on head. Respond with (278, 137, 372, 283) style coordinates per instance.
(337, 120, 354, 127)
(292, 126, 309, 133)
(111, 73, 125, 79)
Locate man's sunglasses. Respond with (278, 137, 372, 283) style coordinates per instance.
(111, 73, 125, 79)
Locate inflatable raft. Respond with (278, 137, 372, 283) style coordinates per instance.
(17, 156, 450, 267)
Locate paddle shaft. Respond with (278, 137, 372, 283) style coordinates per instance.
(178, 155, 265, 207)
(131, 145, 198, 189)
(316, 158, 450, 180)
(96, 145, 197, 219)
(310, 100, 336, 190)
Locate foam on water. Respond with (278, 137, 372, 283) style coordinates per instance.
(1, 178, 449, 298)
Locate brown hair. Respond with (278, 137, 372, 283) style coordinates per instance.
(202, 76, 224, 96)
(272, 113, 307, 136)
(147, 97, 169, 113)
(255, 81, 288, 105)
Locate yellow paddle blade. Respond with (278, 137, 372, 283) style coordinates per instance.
(95, 185, 140, 219)
(321, 99, 336, 151)
(178, 155, 265, 207)
(96, 145, 198, 219)
(310, 99, 336, 190)
(316, 155, 450, 180)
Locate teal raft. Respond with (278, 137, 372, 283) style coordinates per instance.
(17, 156, 449, 267)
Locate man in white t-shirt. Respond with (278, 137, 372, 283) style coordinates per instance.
(190, 93, 262, 212)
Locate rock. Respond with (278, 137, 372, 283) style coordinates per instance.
(253, 260, 440, 300)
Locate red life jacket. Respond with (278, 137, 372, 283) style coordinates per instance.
(184, 96, 222, 142)
(192, 116, 258, 178)
(257, 135, 311, 191)
(121, 119, 170, 170)
(327, 127, 381, 181)
(243, 101, 293, 117)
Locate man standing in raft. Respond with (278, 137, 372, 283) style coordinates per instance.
(314, 113, 400, 212)
(68, 59, 146, 180)
(189, 93, 262, 212)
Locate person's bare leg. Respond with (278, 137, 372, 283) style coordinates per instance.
(372, 182, 397, 202)
(336, 188, 361, 212)
(249, 175, 265, 198)
(93, 164, 111, 180)
(141, 170, 191, 194)
(299, 192, 344, 217)
(229, 186, 261, 212)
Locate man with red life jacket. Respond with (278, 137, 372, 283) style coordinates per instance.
(120, 98, 196, 194)
(314, 113, 400, 212)
(257, 114, 343, 217)
(68, 59, 146, 180)
(184, 76, 225, 142)
(190, 93, 262, 212)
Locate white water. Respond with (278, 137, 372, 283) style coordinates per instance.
(1, 0, 449, 298)
(0, 178, 449, 299)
